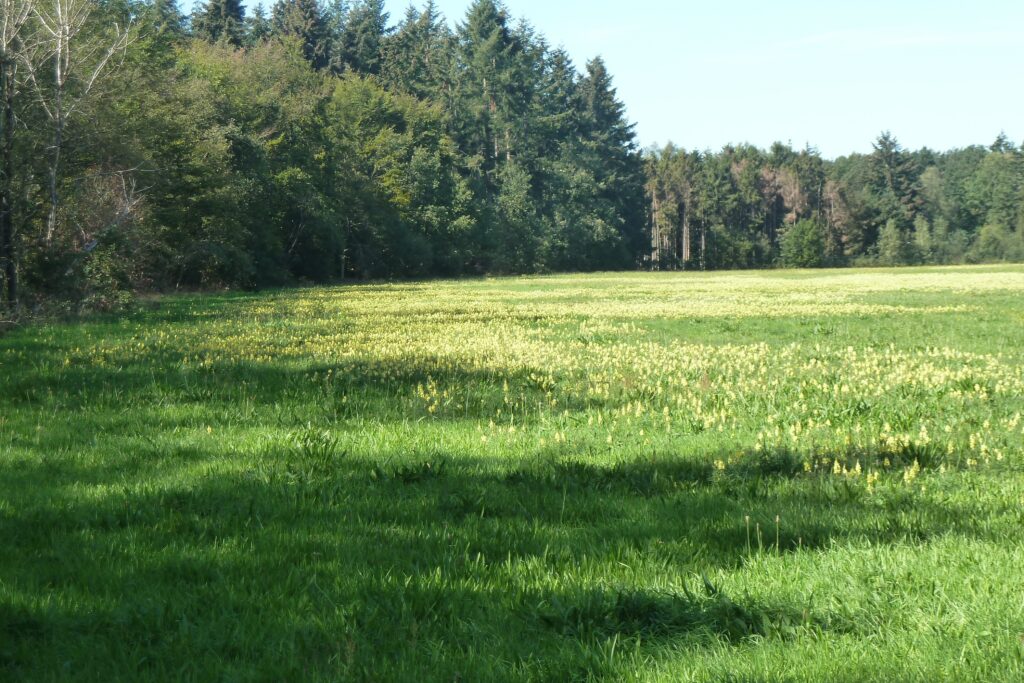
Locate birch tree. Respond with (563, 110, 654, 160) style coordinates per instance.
(22, 0, 133, 245)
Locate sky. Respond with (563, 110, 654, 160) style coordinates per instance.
(197, 0, 1024, 158)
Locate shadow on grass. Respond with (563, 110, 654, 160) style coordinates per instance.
(0, 444, 1011, 681)
(0, 353, 585, 420)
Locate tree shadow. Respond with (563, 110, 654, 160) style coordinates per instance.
(0, 354, 602, 428)
(0, 444, 1011, 681)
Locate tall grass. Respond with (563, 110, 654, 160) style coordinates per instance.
(1, 265, 1023, 681)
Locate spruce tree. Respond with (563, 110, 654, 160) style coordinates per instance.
(990, 132, 1015, 154)
(456, 0, 521, 176)
(245, 3, 273, 46)
(148, 0, 186, 40)
(193, 0, 246, 46)
(272, 0, 330, 69)
(577, 57, 647, 266)
(136, 0, 186, 67)
(870, 132, 922, 229)
(323, 0, 350, 74)
(337, 0, 389, 75)
(380, 1, 450, 100)
(537, 48, 578, 144)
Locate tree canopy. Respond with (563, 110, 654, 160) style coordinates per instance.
(1, 0, 1021, 312)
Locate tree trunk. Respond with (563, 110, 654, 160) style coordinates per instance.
(650, 188, 661, 268)
(0, 58, 16, 309)
(44, 33, 64, 246)
(45, 131, 61, 243)
(700, 219, 706, 271)
(681, 201, 690, 267)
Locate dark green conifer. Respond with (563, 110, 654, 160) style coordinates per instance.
(245, 3, 273, 46)
(193, 0, 246, 46)
(337, 0, 389, 75)
(272, 0, 331, 69)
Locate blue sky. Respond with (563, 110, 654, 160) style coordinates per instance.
(194, 0, 1024, 158)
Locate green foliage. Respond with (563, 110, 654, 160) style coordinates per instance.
(967, 143, 1023, 229)
(271, 0, 331, 69)
(877, 219, 919, 266)
(4, 0, 654, 305)
(243, 3, 273, 46)
(335, 0, 388, 75)
(193, 0, 247, 45)
(493, 161, 540, 272)
(780, 219, 826, 268)
(6, 1, 1024, 309)
(913, 215, 933, 263)
(969, 222, 1024, 263)
(380, 1, 450, 100)
(647, 133, 1024, 270)
(869, 131, 921, 229)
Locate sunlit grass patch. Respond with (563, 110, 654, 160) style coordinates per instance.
(1, 265, 1023, 681)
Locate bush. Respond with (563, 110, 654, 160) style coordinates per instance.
(780, 219, 826, 268)
(877, 219, 920, 266)
(968, 223, 1024, 263)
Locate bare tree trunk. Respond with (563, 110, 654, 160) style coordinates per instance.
(681, 201, 690, 267)
(1, 59, 15, 308)
(699, 211, 706, 272)
(44, 122, 62, 242)
(650, 187, 661, 268)
(43, 0, 65, 245)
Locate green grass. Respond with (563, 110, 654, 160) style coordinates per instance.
(2, 265, 1024, 681)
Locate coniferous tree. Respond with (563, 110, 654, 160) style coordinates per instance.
(323, 0, 349, 73)
(508, 19, 547, 153)
(531, 47, 582, 268)
(869, 132, 922, 230)
(272, 0, 330, 69)
(245, 3, 273, 46)
(966, 138, 1023, 230)
(456, 1, 522, 180)
(536, 48, 578, 152)
(576, 56, 646, 266)
(380, 1, 451, 100)
(990, 132, 1015, 154)
(337, 0, 389, 75)
(193, 0, 246, 45)
(145, 0, 186, 44)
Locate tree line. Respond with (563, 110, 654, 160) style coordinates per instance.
(1, 0, 1021, 313)
(1, 0, 645, 310)
(647, 133, 1024, 270)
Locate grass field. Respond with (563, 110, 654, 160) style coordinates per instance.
(2, 265, 1024, 681)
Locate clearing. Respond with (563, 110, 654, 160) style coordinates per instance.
(2, 266, 1023, 681)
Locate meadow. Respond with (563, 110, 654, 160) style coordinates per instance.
(2, 265, 1024, 682)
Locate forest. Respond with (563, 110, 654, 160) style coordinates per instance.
(3, 3, 1024, 679)
(1, 0, 1022, 311)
